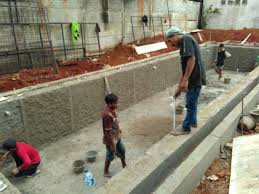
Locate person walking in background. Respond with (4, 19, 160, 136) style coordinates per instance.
(165, 26, 206, 136)
(215, 43, 226, 79)
(0, 138, 41, 178)
(102, 94, 126, 177)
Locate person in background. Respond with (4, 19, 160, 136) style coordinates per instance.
(0, 138, 41, 177)
(102, 94, 126, 177)
(165, 26, 206, 136)
(215, 43, 226, 79)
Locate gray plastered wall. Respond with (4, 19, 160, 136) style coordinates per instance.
(224, 45, 259, 72)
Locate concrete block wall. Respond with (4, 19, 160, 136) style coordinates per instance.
(0, 45, 215, 147)
(43, 0, 200, 51)
(224, 45, 259, 72)
(0, 0, 201, 69)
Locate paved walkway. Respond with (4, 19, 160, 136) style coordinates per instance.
(230, 133, 259, 194)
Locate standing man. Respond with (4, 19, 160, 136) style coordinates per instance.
(165, 26, 206, 136)
(0, 138, 41, 177)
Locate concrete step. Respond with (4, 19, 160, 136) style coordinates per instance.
(0, 173, 21, 194)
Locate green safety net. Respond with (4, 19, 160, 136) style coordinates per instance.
(256, 56, 259, 63)
(71, 21, 80, 42)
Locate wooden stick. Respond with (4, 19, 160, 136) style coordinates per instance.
(104, 76, 111, 94)
(197, 32, 203, 42)
(241, 33, 252, 45)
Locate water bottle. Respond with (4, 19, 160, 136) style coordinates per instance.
(183, 107, 187, 119)
(82, 169, 95, 194)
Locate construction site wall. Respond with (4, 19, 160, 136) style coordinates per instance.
(204, 0, 259, 29)
(44, 0, 200, 51)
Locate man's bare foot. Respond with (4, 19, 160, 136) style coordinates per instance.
(104, 172, 112, 178)
(170, 130, 190, 136)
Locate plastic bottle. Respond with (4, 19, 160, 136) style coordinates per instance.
(183, 107, 187, 119)
(82, 168, 95, 194)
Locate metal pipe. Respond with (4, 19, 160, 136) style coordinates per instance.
(8, 0, 21, 68)
(61, 23, 67, 60)
(41, 6, 59, 73)
(160, 17, 164, 34)
(142, 19, 146, 40)
(14, 0, 19, 23)
(80, 23, 86, 58)
(131, 17, 135, 41)
(152, 17, 155, 36)
(198, 0, 204, 29)
(166, 0, 171, 28)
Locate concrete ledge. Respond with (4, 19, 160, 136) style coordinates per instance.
(211, 84, 259, 146)
(154, 85, 259, 194)
(154, 136, 220, 194)
(0, 173, 21, 194)
(229, 134, 259, 194)
(97, 66, 259, 194)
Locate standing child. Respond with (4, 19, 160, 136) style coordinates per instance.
(215, 44, 226, 79)
(102, 94, 126, 177)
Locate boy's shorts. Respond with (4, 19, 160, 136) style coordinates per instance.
(216, 65, 224, 70)
(106, 139, 125, 161)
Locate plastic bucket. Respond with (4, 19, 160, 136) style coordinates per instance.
(238, 114, 256, 131)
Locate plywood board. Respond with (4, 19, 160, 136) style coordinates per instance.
(229, 134, 259, 194)
(135, 42, 167, 55)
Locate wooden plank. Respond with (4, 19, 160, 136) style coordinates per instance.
(241, 33, 252, 44)
(230, 134, 259, 194)
(135, 41, 167, 55)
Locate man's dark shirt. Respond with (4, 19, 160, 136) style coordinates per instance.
(217, 49, 226, 67)
(179, 35, 206, 88)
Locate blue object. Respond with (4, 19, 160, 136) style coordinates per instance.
(83, 169, 95, 187)
(106, 139, 125, 161)
(182, 86, 201, 131)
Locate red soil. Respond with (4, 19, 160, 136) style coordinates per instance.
(98, 35, 177, 66)
(0, 35, 178, 93)
(202, 28, 259, 43)
(1, 28, 259, 93)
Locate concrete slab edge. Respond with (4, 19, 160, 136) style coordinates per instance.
(97, 66, 259, 194)
(0, 173, 21, 194)
(154, 85, 259, 194)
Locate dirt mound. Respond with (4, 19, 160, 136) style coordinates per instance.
(202, 28, 259, 43)
(0, 61, 104, 92)
(99, 35, 177, 66)
(1, 28, 259, 93)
